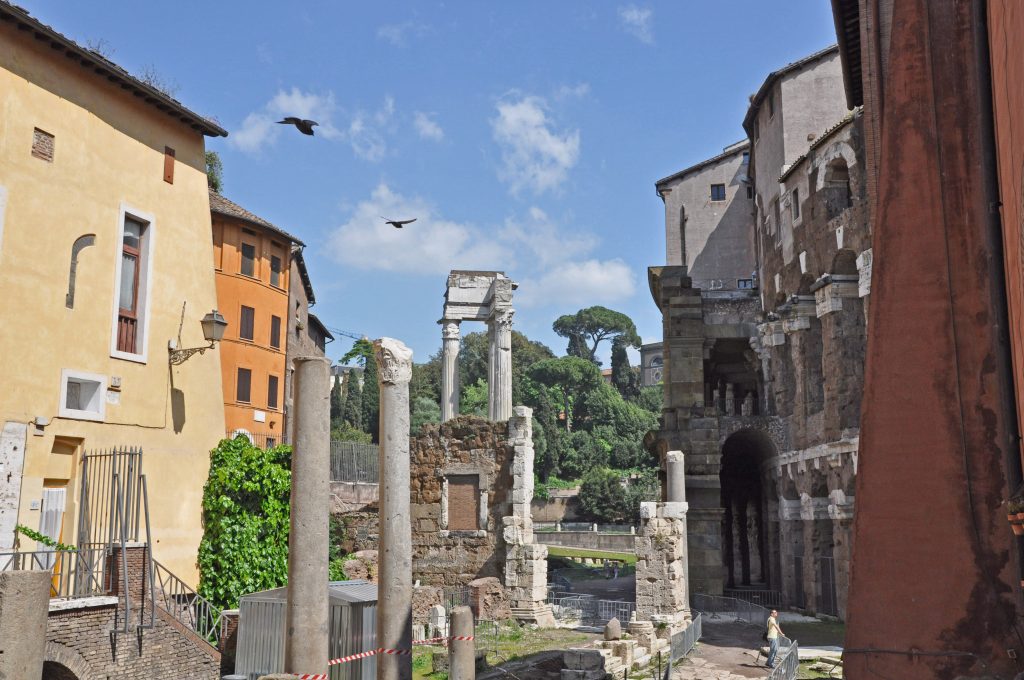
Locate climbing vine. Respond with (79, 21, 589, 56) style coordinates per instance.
(15, 524, 76, 552)
(198, 436, 292, 610)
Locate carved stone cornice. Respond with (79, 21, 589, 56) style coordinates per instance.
(440, 319, 461, 340)
(374, 337, 413, 385)
(492, 308, 515, 330)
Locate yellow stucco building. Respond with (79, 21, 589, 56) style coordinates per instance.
(0, 4, 228, 584)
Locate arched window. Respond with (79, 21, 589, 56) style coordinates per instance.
(824, 159, 852, 218)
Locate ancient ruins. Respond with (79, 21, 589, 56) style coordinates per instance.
(439, 271, 516, 422)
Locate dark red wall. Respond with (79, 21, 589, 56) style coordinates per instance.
(843, 1, 1023, 678)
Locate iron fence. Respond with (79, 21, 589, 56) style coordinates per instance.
(691, 593, 772, 628)
(723, 588, 783, 608)
(547, 590, 634, 625)
(330, 441, 380, 483)
(153, 559, 223, 646)
(443, 586, 473, 617)
(766, 635, 799, 680)
(669, 612, 703, 661)
(0, 548, 107, 598)
(535, 522, 636, 533)
(225, 431, 284, 449)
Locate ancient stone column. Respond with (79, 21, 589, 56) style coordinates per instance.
(440, 320, 461, 422)
(488, 308, 514, 421)
(375, 338, 414, 680)
(284, 357, 331, 675)
(0, 571, 49, 680)
(666, 450, 686, 503)
(449, 606, 475, 680)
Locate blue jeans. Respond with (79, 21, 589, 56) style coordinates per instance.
(766, 637, 779, 667)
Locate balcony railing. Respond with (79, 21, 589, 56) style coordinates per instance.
(153, 559, 223, 646)
(0, 548, 107, 599)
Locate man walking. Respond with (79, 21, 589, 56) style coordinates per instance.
(765, 609, 783, 669)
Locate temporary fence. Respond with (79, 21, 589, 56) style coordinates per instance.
(669, 612, 703, 661)
(330, 441, 380, 483)
(723, 588, 783, 608)
(766, 635, 800, 680)
(691, 593, 772, 628)
(535, 522, 636, 534)
(547, 590, 635, 626)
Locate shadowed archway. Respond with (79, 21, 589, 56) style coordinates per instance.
(720, 428, 776, 588)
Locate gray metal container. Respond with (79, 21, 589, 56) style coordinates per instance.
(234, 580, 378, 680)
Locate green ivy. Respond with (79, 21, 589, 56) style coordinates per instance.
(15, 524, 76, 552)
(198, 436, 292, 610)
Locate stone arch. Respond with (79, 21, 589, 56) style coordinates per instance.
(814, 141, 858, 192)
(720, 427, 777, 588)
(44, 642, 97, 680)
(831, 248, 858, 276)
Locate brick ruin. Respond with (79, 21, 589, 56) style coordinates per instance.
(409, 408, 553, 626)
(649, 109, 869, 620)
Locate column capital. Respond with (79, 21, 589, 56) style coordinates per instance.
(374, 337, 413, 385)
(440, 319, 461, 340)
(492, 308, 515, 330)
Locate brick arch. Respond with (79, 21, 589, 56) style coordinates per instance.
(813, 141, 858, 192)
(44, 642, 98, 680)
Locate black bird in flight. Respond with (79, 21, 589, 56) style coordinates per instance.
(277, 117, 319, 136)
(381, 217, 417, 229)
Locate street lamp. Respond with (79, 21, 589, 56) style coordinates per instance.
(169, 310, 227, 365)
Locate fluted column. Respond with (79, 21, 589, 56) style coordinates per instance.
(374, 338, 414, 680)
(488, 308, 514, 421)
(439, 320, 461, 422)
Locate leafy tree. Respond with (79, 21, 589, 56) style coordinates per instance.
(342, 373, 363, 431)
(205, 151, 224, 193)
(198, 436, 291, 609)
(635, 385, 664, 414)
(578, 383, 658, 445)
(331, 422, 371, 443)
(410, 395, 441, 435)
(610, 337, 640, 400)
(528, 356, 602, 431)
(362, 357, 379, 442)
(341, 338, 374, 367)
(560, 430, 610, 479)
(458, 331, 554, 405)
(553, 306, 641, 364)
(330, 377, 343, 427)
(460, 378, 488, 417)
(411, 353, 442, 404)
(578, 467, 659, 523)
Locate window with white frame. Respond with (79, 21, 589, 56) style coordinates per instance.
(111, 207, 153, 361)
(59, 369, 106, 422)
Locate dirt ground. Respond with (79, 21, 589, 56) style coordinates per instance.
(671, 620, 773, 679)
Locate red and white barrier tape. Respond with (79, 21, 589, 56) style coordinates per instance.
(298, 635, 477, 677)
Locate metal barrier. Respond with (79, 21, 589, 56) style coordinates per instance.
(0, 548, 106, 598)
(767, 635, 799, 680)
(724, 588, 783, 608)
(669, 612, 703, 661)
(153, 559, 223, 645)
(330, 441, 380, 483)
(547, 591, 593, 622)
(547, 589, 635, 625)
(691, 593, 772, 628)
(443, 586, 472, 617)
(225, 431, 283, 449)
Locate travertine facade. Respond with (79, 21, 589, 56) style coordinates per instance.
(648, 47, 867, 620)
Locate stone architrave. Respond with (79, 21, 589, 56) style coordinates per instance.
(375, 338, 414, 680)
(439, 271, 516, 422)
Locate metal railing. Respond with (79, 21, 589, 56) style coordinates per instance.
(443, 585, 473, 616)
(767, 635, 799, 680)
(225, 431, 283, 449)
(0, 548, 106, 598)
(535, 522, 636, 533)
(547, 590, 635, 625)
(153, 559, 223, 646)
(330, 441, 379, 482)
(670, 612, 703, 661)
(724, 588, 783, 608)
(691, 593, 772, 628)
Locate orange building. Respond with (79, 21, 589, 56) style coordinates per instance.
(210, 190, 302, 446)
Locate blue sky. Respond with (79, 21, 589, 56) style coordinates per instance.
(26, 1, 837, 366)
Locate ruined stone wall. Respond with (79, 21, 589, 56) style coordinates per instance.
(410, 416, 514, 587)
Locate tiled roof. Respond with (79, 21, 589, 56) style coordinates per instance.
(742, 45, 841, 134)
(0, 2, 227, 137)
(209, 190, 304, 247)
(308, 313, 334, 342)
(655, 140, 750, 189)
(292, 247, 316, 305)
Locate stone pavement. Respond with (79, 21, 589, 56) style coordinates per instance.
(670, 620, 771, 679)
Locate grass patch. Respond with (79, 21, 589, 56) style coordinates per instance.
(783, 621, 845, 647)
(797, 659, 843, 679)
(545, 545, 637, 566)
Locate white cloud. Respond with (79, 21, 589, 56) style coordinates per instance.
(377, 21, 429, 47)
(413, 112, 444, 141)
(229, 88, 340, 153)
(328, 184, 505, 275)
(499, 206, 596, 268)
(517, 259, 638, 308)
(555, 83, 591, 100)
(491, 94, 580, 196)
(618, 5, 654, 44)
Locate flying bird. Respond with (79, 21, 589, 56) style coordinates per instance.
(381, 217, 417, 229)
(276, 117, 319, 136)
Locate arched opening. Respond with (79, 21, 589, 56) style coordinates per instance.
(823, 158, 852, 218)
(720, 428, 775, 588)
(831, 249, 857, 276)
(43, 661, 81, 680)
